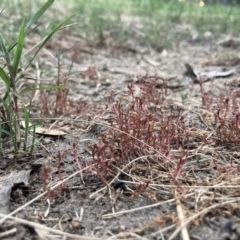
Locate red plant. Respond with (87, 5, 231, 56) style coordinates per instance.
(90, 75, 193, 186)
(72, 143, 85, 184)
(215, 92, 240, 143)
(40, 152, 66, 199)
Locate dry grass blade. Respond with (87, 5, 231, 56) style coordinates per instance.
(0, 228, 17, 238)
(106, 232, 147, 240)
(102, 193, 194, 219)
(171, 191, 190, 240)
(0, 213, 99, 240)
(168, 199, 238, 240)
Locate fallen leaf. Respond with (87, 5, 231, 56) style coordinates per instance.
(184, 63, 236, 82)
(33, 127, 67, 136)
(21, 121, 66, 136)
(143, 55, 161, 67)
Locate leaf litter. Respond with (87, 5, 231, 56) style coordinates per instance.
(1, 29, 240, 240)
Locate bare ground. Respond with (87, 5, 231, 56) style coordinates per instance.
(1, 28, 240, 240)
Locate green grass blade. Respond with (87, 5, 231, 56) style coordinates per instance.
(13, 115, 18, 151)
(13, 17, 26, 76)
(0, 33, 11, 65)
(2, 98, 11, 120)
(26, 12, 78, 70)
(0, 67, 11, 101)
(8, 21, 50, 53)
(0, 67, 10, 90)
(1, 129, 11, 137)
(0, 117, 3, 155)
(7, 0, 54, 52)
(2, 98, 16, 150)
(29, 124, 36, 155)
(23, 106, 29, 151)
(25, 0, 54, 30)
